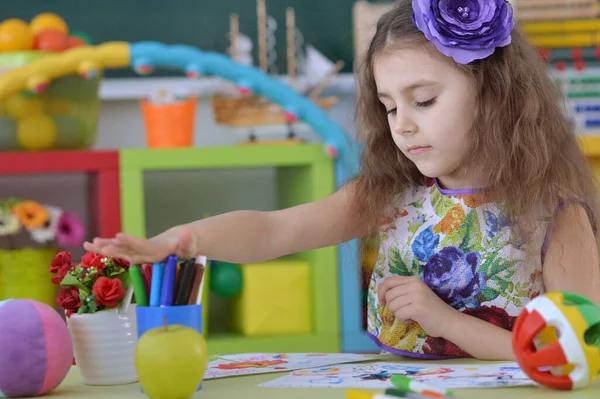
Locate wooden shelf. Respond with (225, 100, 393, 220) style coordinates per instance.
(118, 143, 340, 354)
(0, 149, 121, 239)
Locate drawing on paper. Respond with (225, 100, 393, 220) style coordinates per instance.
(204, 353, 374, 380)
(259, 361, 535, 389)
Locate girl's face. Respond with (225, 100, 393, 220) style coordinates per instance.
(374, 46, 478, 190)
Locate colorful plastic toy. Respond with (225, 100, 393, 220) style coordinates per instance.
(513, 291, 600, 390)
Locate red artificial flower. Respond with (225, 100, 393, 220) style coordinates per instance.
(112, 257, 130, 268)
(81, 252, 106, 273)
(56, 287, 82, 317)
(49, 251, 74, 284)
(92, 276, 126, 308)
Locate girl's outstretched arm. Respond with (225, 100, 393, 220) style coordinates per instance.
(184, 181, 370, 264)
(85, 182, 370, 265)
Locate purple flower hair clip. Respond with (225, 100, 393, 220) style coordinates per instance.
(412, 0, 515, 64)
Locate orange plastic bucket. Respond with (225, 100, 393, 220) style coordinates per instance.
(140, 96, 196, 148)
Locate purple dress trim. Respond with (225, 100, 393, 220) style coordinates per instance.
(433, 178, 486, 196)
(365, 331, 464, 360)
(541, 198, 598, 263)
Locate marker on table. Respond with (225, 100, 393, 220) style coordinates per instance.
(160, 255, 178, 306)
(391, 375, 454, 398)
(149, 262, 164, 307)
(128, 264, 148, 307)
(346, 389, 434, 399)
(384, 388, 438, 399)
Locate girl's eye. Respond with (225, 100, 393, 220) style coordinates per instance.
(416, 98, 436, 107)
(386, 108, 397, 115)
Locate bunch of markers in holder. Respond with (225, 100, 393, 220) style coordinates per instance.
(129, 254, 206, 307)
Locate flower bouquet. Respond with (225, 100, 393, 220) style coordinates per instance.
(0, 197, 85, 307)
(50, 251, 139, 386)
(0, 197, 85, 248)
(50, 251, 131, 317)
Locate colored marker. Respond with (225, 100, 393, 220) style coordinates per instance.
(174, 259, 197, 305)
(128, 264, 148, 307)
(195, 256, 207, 305)
(391, 375, 453, 398)
(149, 262, 164, 307)
(160, 255, 178, 306)
(384, 388, 436, 399)
(141, 264, 152, 298)
(345, 389, 398, 399)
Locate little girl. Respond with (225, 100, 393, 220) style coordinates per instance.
(85, 0, 600, 360)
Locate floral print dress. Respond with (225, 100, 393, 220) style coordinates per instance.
(367, 178, 550, 359)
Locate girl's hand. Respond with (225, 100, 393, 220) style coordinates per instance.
(83, 226, 198, 264)
(378, 276, 459, 338)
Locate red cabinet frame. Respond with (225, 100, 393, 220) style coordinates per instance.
(0, 150, 121, 238)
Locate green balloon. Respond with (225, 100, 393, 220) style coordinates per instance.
(72, 31, 93, 45)
(210, 261, 243, 298)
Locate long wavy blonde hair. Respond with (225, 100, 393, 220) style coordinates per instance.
(351, 0, 599, 245)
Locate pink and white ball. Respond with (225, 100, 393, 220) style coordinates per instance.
(0, 299, 73, 397)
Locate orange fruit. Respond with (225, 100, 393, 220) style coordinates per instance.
(0, 19, 34, 51)
(30, 13, 68, 36)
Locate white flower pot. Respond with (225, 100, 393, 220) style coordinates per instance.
(66, 304, 138, 385)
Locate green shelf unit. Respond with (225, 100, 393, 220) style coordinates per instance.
(119, 144, 340, 355)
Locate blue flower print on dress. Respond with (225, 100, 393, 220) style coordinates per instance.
(411, 225, 440, 262)
(422, 246, 486, 309)
(484, 210, 509, 238)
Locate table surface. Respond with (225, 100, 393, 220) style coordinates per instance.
(47, 357, 600, 399)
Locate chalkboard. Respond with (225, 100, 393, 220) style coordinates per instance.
(0, 0, 392, 78)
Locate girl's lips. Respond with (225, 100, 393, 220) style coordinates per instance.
(408, 146, 432, 155)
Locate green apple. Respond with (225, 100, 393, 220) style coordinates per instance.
(135, 319, 208, 399)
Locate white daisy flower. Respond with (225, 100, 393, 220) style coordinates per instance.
(0, 209, 20, 236)
(30, 205, 63, 244)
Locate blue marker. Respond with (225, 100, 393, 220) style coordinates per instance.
(149, 262, 164, 307)
(160, 255, 178, 306)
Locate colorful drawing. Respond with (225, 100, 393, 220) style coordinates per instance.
(259, 362, 535, 389)
(204, 353, 374, 380)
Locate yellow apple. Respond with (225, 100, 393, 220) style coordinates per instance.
(135, 320, 208, 399)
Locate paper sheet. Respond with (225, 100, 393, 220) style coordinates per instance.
(259, 361, 535, 389)
(204, 353, 375, 380)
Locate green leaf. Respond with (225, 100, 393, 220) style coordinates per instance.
(430, 189, 456, 217)
(507, 282, 515, 292)
(459, 210, 482, 253)
(118, 273, 131, 290)
(77, 305, 89, 314)
(411, 258, 422, 276)
(481, 287, 501, 302)
(389, 248, 410, 276)
(408, 198, 425, 209)
(79, 289, 90, 303)
(513, 297, 522, 307)
(60, 273, 87, 291)
(440, 231, 461, 249)
(87, 300, 98, 313)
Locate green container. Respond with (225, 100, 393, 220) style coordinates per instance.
(0, 51, 101, 151)
(0, 247, 60, 309)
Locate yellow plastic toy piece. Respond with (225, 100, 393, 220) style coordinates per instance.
(0, 41, 130, 99)
(231, 259, 312, 336)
